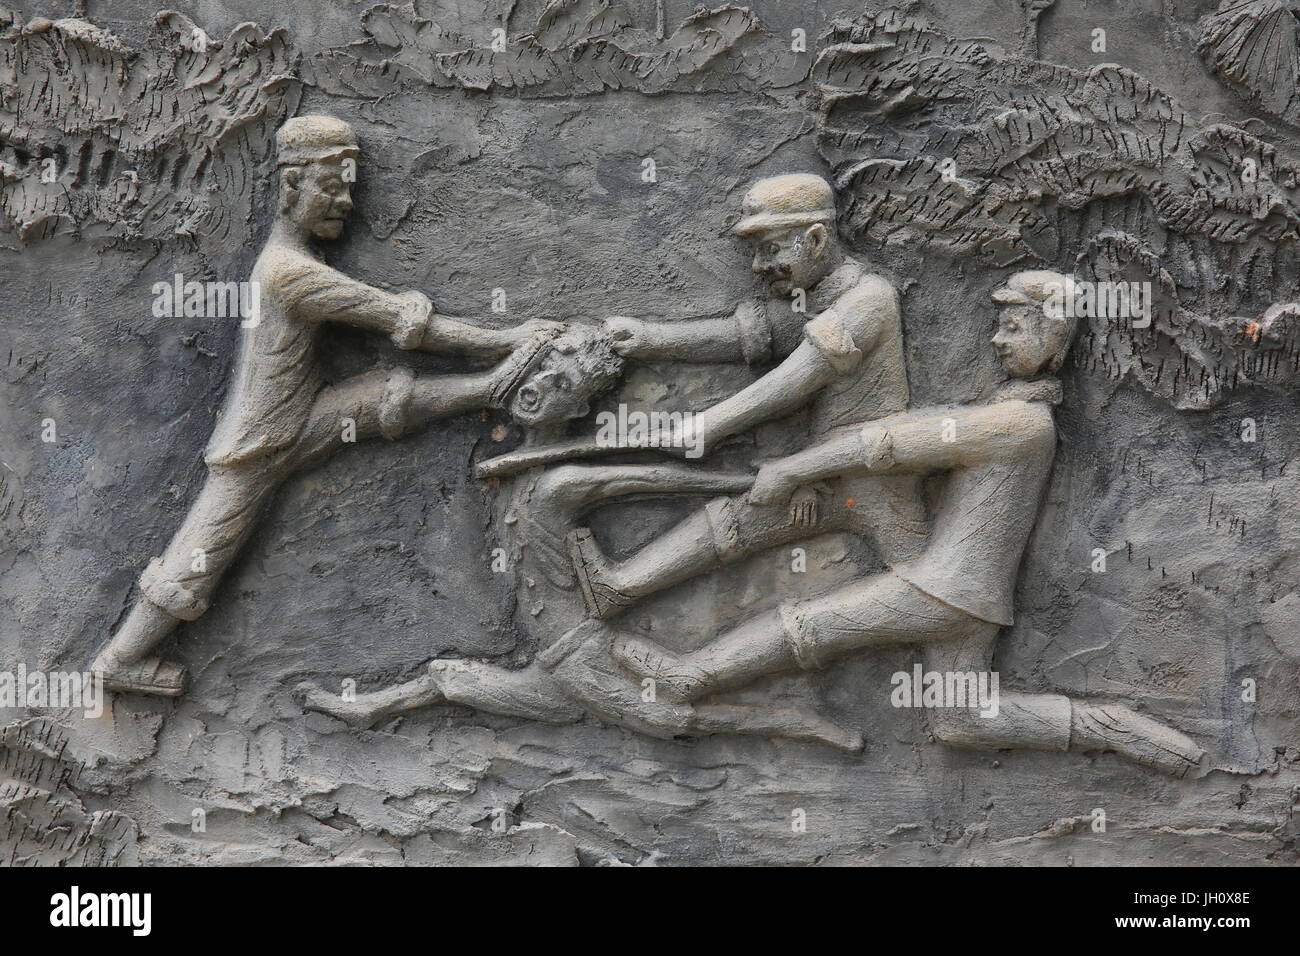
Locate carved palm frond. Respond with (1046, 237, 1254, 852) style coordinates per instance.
(0, 12, 300, 243)
(1198, 0, 1300, 124)
(1077, 232, 1300, 408)
(815, 6, 1300, 406)
(307, 2, 765, 98)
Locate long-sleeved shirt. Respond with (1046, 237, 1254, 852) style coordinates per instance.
(205, 243, 429, 467)
(870, 387, 1059, 626)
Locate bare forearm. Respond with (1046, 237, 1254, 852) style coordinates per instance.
(420, 314, 513, 357)
(771, 433, 875, 487)
(616, 316, 747, 362)
(695, 341, 839, 448)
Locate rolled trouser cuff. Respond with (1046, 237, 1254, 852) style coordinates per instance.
(704, 497, 740, 559)
(378, 366, 416, 440)
(778, 601, 822, 671)
(390, 291, 433, 350)
(138, 557, 208, 621)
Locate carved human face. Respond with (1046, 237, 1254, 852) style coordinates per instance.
(992, 304, 1062, 378)
(509, 351, 595, 427)
(748, 224, 831, 297)
(284, 159, 355, 240)
(508, 332, 623, 428)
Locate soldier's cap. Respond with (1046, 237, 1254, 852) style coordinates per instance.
(277, 115, 360, 167)
(732, 173, 837, 237)
(992, 270, 1076, 308)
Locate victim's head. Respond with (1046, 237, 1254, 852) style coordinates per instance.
(276, 116, 359, 241)
(508, 329, 625, 428)
(991, 270, 1079, 378)
(734, 174, 840, 297)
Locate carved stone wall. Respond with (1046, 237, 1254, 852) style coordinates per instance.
(1, 0, 1297, 865)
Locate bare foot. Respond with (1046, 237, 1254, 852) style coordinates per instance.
(567, 528, 634, 620)
(294, 681, 385, 727)
(609, 635, 710, 702)
(92, 653, 186, 697)
(1071, 703, 1204, 777)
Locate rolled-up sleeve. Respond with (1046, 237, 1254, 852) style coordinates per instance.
(387, 291, 433, 349)
(735, 300, 773, 365)
(266, 250, 431, 348)
(803, 310, 864, 374)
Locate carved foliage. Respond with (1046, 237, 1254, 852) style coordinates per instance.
(815, 8, 1300, 259)
(307, 1, 784, 98)
(815, 6, 1300, 406)
(0, 717, 137, 866)
(0, 12, 300, 242)
(1078, 231, 1300, 409)
(1198, 0, 1300, 125)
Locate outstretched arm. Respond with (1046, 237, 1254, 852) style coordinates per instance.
(421, 312, 562, 358)
(604, 301, 778, 364)
(663, 283, 895, 456)
(535, 463, 754, 513)
(264, 250, 560, 356)
(686, 340, 842, 455)
(606, 315, 747, 362)
(749, 400, 1055, 504)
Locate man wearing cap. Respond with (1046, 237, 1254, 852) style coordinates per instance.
(568, 172, 929, 618)
(609, 271, 1205, 777)
(91, 115, 560, 696)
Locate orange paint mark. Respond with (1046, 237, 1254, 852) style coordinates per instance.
(845, 497, 856, 508)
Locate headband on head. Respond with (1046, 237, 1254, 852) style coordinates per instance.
(489, 333, 559, 409)
(277, 145, 359, 167)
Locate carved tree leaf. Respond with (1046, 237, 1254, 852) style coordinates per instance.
(837, 157, 1050, 265)
(533, 0, 633, 51)
(1078, 232, 1225, 409)
(1198, 0, 1300, 123)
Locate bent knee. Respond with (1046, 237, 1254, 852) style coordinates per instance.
(533, 464, 612, 507)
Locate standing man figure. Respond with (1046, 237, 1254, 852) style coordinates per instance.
(92, 115, 558, 696)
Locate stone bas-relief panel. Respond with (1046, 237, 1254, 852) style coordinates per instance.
(0, 0, 1297, 866)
